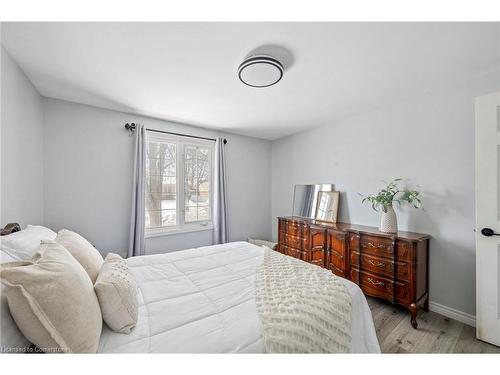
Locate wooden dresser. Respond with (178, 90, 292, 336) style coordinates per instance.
(277, 216, 430, 328)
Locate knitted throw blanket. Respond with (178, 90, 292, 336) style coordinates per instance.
(255, 248, 352, 353)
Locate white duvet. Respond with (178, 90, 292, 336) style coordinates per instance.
(98, 242, 380, 353)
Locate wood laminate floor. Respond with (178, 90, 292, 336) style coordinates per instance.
(367, 297, 500, 353)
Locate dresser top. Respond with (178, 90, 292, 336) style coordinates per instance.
(278, 216, 431, 241)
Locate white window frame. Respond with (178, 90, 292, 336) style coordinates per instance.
(145, 132, 214, 237)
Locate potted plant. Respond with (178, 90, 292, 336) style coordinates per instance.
(360, 179, 422, 233)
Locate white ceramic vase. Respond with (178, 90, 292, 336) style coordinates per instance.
(379, 204, 398, 233)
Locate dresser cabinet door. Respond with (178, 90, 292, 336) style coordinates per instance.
(326, 229, 346, 277)
(309, 226, 326, 267)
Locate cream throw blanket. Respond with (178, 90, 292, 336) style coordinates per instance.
(255, 247, 352, 353)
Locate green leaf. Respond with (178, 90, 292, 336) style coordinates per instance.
(361, 178, 422, 212)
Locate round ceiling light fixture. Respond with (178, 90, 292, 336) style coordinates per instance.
(238, 55, 284, 88)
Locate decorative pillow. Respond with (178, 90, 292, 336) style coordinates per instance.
(94, 253, 138, 334)
(1, 225, 57, 260)
(1, 249, 31, 353)
(55, 229, 103, 283)
(0, 241, 103, 353)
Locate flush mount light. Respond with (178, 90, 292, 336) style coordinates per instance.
(238, 55, 284, 88)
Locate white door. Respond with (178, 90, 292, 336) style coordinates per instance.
(476, 91, 500, 346)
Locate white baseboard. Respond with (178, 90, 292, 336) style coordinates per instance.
(428, 301, 476, 327)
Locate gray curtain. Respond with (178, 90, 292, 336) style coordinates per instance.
(128, 124, 146, 257)
(213, 137, 228, 244)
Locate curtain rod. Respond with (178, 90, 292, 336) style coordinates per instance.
(124, 123, 227, 144)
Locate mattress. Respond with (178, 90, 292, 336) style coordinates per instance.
(98, 241, 380, 353)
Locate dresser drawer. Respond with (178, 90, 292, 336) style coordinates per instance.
(350, 268, 410, 304)
(359, 235, 394, 259)
(282, 245, 308, 262)
(283, 222, 308, 237)
(282, 233, 307, 250)
(350, 252, 410, 281)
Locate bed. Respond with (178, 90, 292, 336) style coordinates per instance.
(98, 241, 381, 353)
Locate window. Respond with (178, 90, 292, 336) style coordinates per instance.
(145, 132, 213, 235)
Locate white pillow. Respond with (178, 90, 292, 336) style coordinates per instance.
(94, 253, 138, 333)
(0, 241, 103, 353)
(1, 249, 31, 353)
(55, 229, 104, 283)
(0, 249, 16, 263)
(1, 226, 57, 352)
(1, 225, 56, 260)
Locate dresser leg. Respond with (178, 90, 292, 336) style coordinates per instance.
(423, 297, 429, 312)
(409, 303, 418, 329)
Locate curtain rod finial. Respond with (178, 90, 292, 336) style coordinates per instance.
(125, 123, 137, 132)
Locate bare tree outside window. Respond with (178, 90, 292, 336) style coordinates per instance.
(145, 136, 212, 231)
(145, 140, 177, 228)
(184, 146, 210, 222)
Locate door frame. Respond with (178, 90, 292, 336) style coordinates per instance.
(475, 91, 500, 346)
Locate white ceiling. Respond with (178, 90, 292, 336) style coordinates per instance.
(2, 22, 499, 140)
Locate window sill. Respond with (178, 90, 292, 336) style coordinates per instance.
(145, 224, 214, 238)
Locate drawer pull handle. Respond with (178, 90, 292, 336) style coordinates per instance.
(367, 259, 385, 268)
(366, 242, 386, 250)
(367, 277, 385, 287)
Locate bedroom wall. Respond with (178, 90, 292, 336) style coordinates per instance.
(42, 98, 272, 257)
(1, 47, 44, 228)
(271, 69, 500, 317)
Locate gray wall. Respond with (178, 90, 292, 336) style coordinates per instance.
(43, 98, 272, 257)
(1, 48, 44, 227)
(271, 70, 500, 316)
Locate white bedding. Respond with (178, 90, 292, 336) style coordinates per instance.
(98, 242, 380, 353)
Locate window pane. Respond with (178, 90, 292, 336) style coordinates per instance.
(160, 158, 176, 176)
(146, 158, 161, 176)
(185, 206, 198, 222)
(145, 209, 176, 228)
(198, 182, 209, 201)
(145, 138, 177, 229)
(198, 206, 209, 221)
(185, 147, 197, 160)
(184, 144, 211, 223)
(145, 209, 160, 229)
(161, 209, 176, 227)
(198, 148, 209, 158)
(161, 176, 176, 195)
